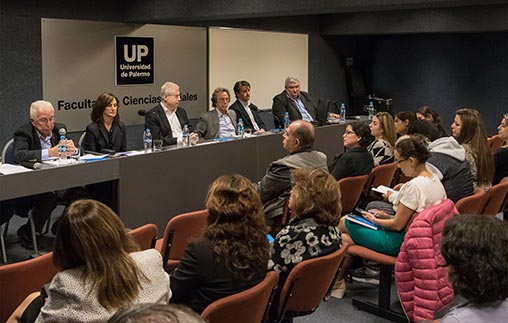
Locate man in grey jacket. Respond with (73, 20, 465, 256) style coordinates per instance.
(259, 120, 328, 231)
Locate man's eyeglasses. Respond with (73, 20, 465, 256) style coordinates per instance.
(343, 130, 356, 136)
(33, 117, 55, 124)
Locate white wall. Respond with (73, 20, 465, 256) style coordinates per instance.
(209, 27, 308, 110)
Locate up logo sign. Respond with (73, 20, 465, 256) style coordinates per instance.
(115, 36, 154, 85)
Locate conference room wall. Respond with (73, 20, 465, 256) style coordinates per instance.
(323, 32, 508, 135)
(0, 1, 126, 151)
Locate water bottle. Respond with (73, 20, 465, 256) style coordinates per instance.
(368, 101, 375, 120)
(237, 118, 245, 138)
(182, 124, 190, 146)
(58, 128, 68, 165)
(283, 112, 291, 130)
(143, 128, 152, 152)
(339, 103, 346, 124)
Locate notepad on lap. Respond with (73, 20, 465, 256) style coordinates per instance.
(345, 214, 378, 230)
(372, 185, 396, 195)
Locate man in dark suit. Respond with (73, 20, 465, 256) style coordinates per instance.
(272, 76, 318, 126)
(12, 100, 76, 248)
(228, 80, 266, 134)
(145, 81, 196, 146)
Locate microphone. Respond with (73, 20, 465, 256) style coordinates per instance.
(138, 109, 147, 116)
(58, 127, 66, 138)
(20, 161, 42, 170)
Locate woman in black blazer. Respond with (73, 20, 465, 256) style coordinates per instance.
(82, 92, 126, 153)
(82, 93, 126, 212)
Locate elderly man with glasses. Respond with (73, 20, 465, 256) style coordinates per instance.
(11, 100, 77, 249)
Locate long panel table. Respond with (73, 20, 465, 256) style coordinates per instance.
(0, 124, 345, 231)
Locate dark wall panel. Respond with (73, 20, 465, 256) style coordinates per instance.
(0, 1, 124, 149)
(368, 32, 507, 134)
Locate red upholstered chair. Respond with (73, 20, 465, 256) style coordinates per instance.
(155, 210, 208, 272)
(272, 243, 349, 322)
(454, 190, 487, 215)
(338, 175, 369, 215)
(363, 162, 398, 200)
(481, 181, 508, 215)
(488, 135, 504, 154)
(0, 252, 59, 323)
(201, 271, 279, 323)
(127, 223, 158, 250)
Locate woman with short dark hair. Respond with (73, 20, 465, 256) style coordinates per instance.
(82, 92, 126, 153)
(328, 121, 375, 180)
(439, 214, 508, 322)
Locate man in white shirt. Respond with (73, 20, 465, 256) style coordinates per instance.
(229, 80, 266, 134)
(195, 87, 237, 140)
(145, 82, 195, 145)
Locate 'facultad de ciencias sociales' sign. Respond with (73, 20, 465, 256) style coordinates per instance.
(55, 35, 198, 111)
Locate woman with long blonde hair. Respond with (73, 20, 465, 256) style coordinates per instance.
(368, 112, 397, 166)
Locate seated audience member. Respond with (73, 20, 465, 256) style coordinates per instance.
(438, 214, 508, 323)
(451, 108, 494, 190)
(9, 199, 170, 323)
(82, 92, 126, 153)
(407, 119, 474, 202)
(170, 174, 269, 314)
(328, 121, 374, 180)
(339, 135, 446, 256)
(367, 112, 396, 166)
(416, 105, 448, 137)
(272, 76, 317, 125)
(109, 304, 204, 323)
(195, 87, 237, 139)
(394, 111, 416, 137)
(145, 82, 196, 145)
(229, 80, 266, 134)
(82, 92, 125, 211)
(271, 168, 342, 285)
(493, 113, 508, 185)
(12, 100, 76, 248)
(259, 120, 328, 231)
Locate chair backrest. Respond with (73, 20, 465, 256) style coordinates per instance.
(454, 190, 487, 214)
(363, 162, 398, 198)
(160, 209, 208, 272)
(488, 135, 504, 154)
(338, 175, 369, 215)
(127, 224, 158, 250)
(482, 181, 508, 215)
(276, 243, 348, 320)
(1, 138, 15, 165)
(201, 271, 279, 323)
(0, 252, 59, 323)
(258, 109, 276, 130)
(78, 131, 86, 148)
